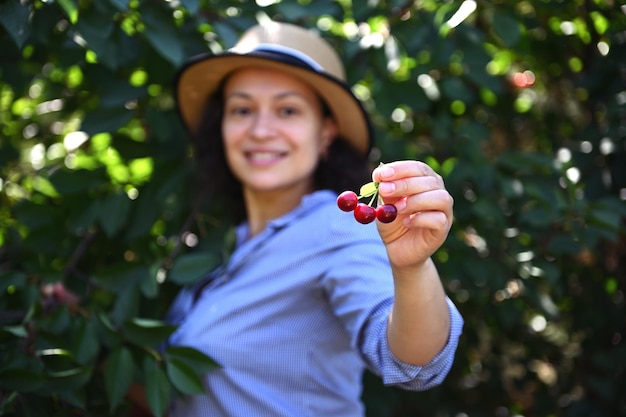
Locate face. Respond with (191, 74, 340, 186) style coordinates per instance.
(221, 67, 336, 199)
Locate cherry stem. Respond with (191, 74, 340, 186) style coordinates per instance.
(367, 191, 378, 207)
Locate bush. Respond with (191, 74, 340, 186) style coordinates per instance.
(1, 1, 624, 416)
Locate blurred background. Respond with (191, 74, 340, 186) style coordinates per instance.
(1, 0, 624, 416)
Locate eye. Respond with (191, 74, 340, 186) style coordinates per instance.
(227, 105, 252, 117)
(278, 106, 299, 117)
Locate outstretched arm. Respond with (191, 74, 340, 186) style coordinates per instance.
(373, 161, 454, 366)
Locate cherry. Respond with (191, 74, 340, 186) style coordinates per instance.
(354, 203, 376, 224)
(376, 204, 397, 223)
(337, 190, 358, 212)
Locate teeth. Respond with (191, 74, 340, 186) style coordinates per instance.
(249, 152, 281, 161)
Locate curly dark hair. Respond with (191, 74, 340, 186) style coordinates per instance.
(189, 87, 373, 224)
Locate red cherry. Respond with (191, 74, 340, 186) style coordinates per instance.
(354, 203, 376, 224)
(376, 204, 397, 223)
(337, 191, 358, 212)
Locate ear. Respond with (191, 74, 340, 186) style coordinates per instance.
(320, 117, 338, 154)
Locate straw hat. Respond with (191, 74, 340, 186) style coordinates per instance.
(175, 21, 372, 155)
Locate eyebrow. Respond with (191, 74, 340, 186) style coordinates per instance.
(224, 91, 309, 101)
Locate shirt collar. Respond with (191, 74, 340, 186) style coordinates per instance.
(235, 189, 336, 245)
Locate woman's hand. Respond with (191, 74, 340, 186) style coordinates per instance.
(373, 161, 453, 272)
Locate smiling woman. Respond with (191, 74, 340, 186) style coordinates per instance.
(139, 20, 465, 417)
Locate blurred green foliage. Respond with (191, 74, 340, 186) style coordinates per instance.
(1, 0, 625, 416)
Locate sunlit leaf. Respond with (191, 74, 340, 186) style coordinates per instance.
(37, 349, 76, 372)
(358, 182, 378, 198)
(57, 0, 78, 24)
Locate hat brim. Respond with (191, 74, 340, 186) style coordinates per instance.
(175, 52, 372, 155)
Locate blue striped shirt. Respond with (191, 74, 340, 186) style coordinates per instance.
(166, 190, 463, 416)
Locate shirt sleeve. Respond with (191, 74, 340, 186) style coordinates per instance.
(362, 297, 464, 390)
(322, 223, 464, 391)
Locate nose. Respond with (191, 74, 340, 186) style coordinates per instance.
(250, 110, 275, 140)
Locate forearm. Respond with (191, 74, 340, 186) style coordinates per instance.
(386, 257, 451, 366)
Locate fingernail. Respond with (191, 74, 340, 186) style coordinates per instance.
(379, 166, 394, 179)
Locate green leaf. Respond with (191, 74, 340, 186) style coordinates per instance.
(211, 21, 241, 49)
(140, 6, 184, 66)
(111, 285, 139, 325)
(37, 306, 72, 334)
(104, 347, 134, 411)
(165, 358, 205, 395)
(94, 264, 145, 292)
(0, 0, 31, 49)
(14, 201, 59, 230)
(108, 0, 129, 11)
(358, 182, 378, 198)
(275, 2, 311, 20)
(122, 318, 177, 347)
(0, 369, 44, 392)
(587, 198, 626, 237)
(492, 11, 521, 47)
(168, 252, 221, 285)
(440, 77, 476, 103)
(44, 367, 92, 392)
(1, 271, 27, 289)
(59, 389, 86, 409)
(96, 311, 124, 347)
(37, 348, 77, 372)
(0, 325, 28, 339)
(140, 263, 161, 299)
(18, 395, 50, 417)
(100, 84, 148, 109)
(145, 364, 170, 417)
(75, 9, 117, 69)
(164, 346, 220, 374)
(180, 0, 199, 14)
(98, 192, 131, 237)
(72, 319, 100, 365)
(48, 167, 106, 195)
(547, 235, 581, 255)
(81, 106, 134, 135)
(57, 0, 78, 24)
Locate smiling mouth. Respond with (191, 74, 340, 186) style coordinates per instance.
(245, 151, 286, 164)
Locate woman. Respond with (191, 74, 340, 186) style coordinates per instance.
(164, 20, 463, 416)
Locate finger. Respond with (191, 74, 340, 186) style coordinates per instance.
(403, 210, 451, 231)
(372, 160, 437, 183)
(401, 189, 454, 218)
(378, 174, 444, 200)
